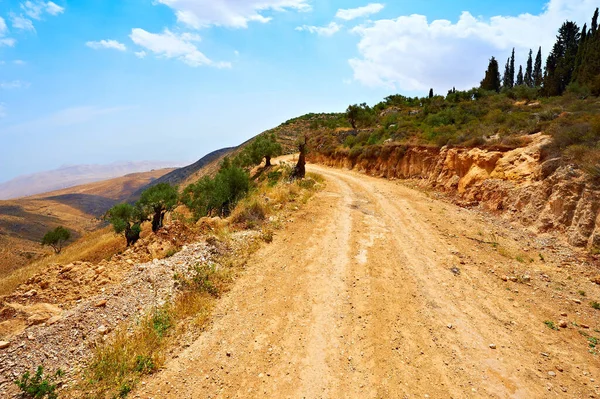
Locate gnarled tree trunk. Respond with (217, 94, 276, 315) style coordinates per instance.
(292, 139, 306, 179)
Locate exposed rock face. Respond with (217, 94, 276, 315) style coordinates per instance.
(309, 133, 600, 248)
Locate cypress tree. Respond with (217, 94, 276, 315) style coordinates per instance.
(509, 48, 516, 87)
(429, 88, 434, 98)
(543, 21, 580, 96)
(572, 23, 588, 83)
(576, 8, 600, 92)
(534, 47, 543, 87)
(480, 57, 501, 92)
(525, 49, 534, 87)
(516, 65, 524, 86)
(502, 57, 512, 89)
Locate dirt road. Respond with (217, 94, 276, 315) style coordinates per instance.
(136, 164, 600, 398)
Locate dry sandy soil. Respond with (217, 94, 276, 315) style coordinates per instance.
(134, 163, 600, 398)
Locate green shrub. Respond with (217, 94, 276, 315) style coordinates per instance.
(150, 308, 173, 338)
(133, 355, 155, 374)
(15, 366, 63, 399)
(544, 320, 559, 330)
(182, 165, 251, 219)
(267, 171, 283, 187)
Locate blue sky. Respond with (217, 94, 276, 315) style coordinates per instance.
(0, 0, 597, 182)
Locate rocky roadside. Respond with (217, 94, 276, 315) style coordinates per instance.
(0, 240, 214, 398)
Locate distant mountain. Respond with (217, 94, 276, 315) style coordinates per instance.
(0, 161, 185, 200)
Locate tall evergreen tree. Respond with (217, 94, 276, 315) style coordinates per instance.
(572, 23, 588, 83)
(480, 57, 501, 92)
(509, 48, 516, 87)
(525, 49, 534, 87)
(575, 8, 600, 92)
(534, 47, 543, 86)
(544, 21, 580, 96)
(428, 88, 434, 98)
(502, 57, 512, 89)
(516, 65, 524, 86)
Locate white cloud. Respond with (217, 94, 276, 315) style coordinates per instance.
(336, 3, 385, 21)
(0, 17, 15, 47)
(0, 80, 30, 89)
(13, 60, 26, 65)
(348, 0, 597, 92)
(10, 14, 35, 31)
(130, 28, 231, 68)
(0, 39, 16, 47)
(156, 0, 311, 29)
(86, 39, 127, 51)
(45, 1, 64, 16)
(21, 1, 64, 20)
(296, 22, 342, 37)
(134, 50, 147, 59)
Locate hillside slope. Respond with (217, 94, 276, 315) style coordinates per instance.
(131, 148, 235, 198)
(0, 168, 173, 277)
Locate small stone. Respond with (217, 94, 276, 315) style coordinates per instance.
(489, 344, 497, 349)
(558, 320, 568, 328)
(501, 276, 508, 282)
(28, 314, 50, 325)
(97, 325, 109, 335)
(573, 299, 582, 304)
(447, 324, 453, 329)
(556, 365, 564, 372)
(23, 289, 37, 297)
(509, 276, 518, 282)
(258, 373, 264, 378)
(560, 312, 567, 317)
(522, 275, 531, 282)
(580, 324, 589, 329)
(95, 300, 107, 307)
(548, 371, 556, 377)
(46, 316, 61, 326)
(226, 352, 232, 357)
(0, 341, 9, 349)
(541, 352, 549, 357)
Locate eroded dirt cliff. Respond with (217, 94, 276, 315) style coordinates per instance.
(309, 133, 600, 249)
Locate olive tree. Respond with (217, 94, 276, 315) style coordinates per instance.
(244, 134, 282, 167)
(41, 226, 71, 254)
(138, 183, 179, 232)
(106, 203, 143, 246)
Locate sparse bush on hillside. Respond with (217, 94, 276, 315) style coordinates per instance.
(41, 226, 71, 254)
(15, 366, 63, 399)
(106, 203, 143, 247)
(138, 183, 179, 233)
(182, 160, 251, 220)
